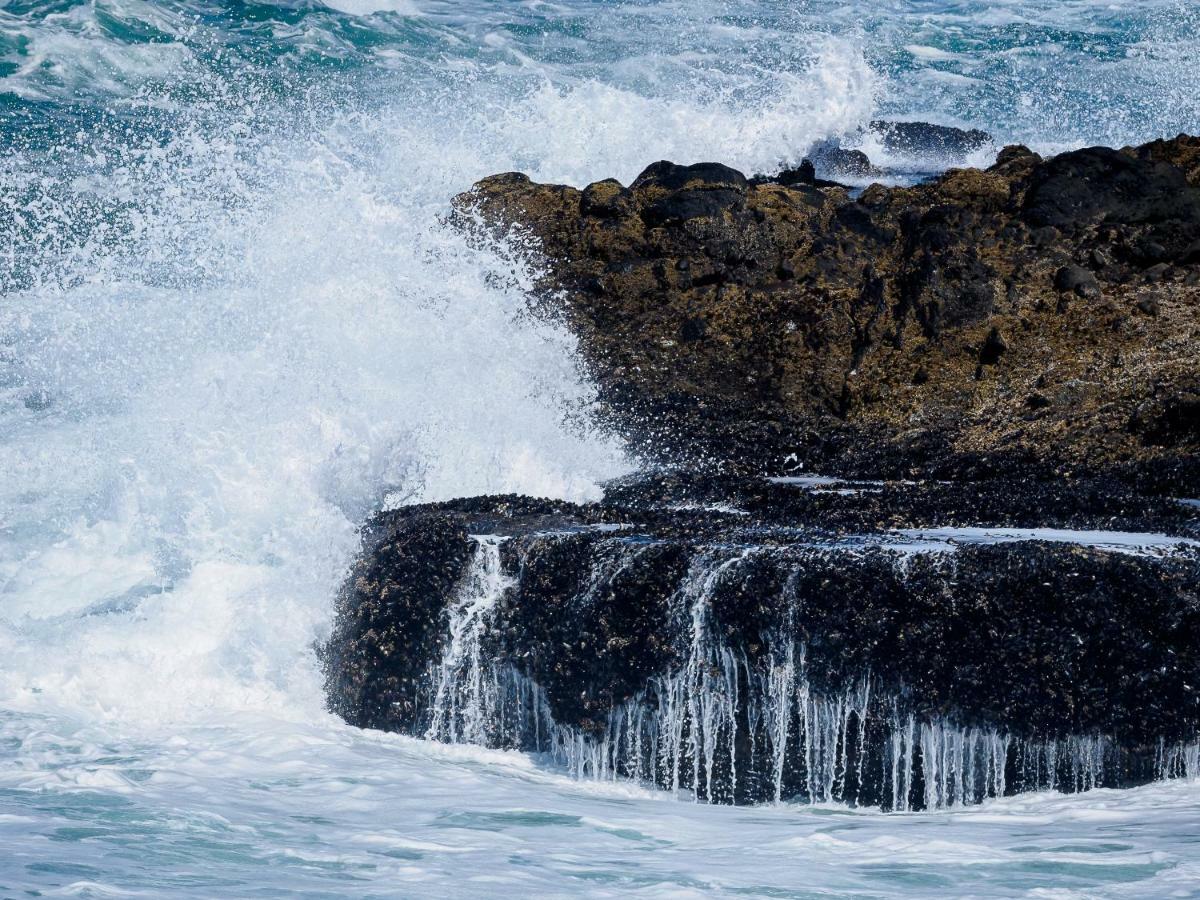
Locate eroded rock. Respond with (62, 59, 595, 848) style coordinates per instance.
(457, 136, 1200, 492)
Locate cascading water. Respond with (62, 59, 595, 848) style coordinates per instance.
(411, 537, 1200, 811)
(426, 537, 516, 746)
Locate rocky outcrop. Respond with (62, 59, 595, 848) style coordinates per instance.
(457, 135, 1200, 492)
(869, 120, 993, 160)
(324, 133, 1200, 811)
(325, 487, 1200, 808)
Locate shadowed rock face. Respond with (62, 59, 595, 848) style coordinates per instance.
(869, 120, 993, 161)
(322, 512, 474, 731)
(325, 135, 1200, 809)
(457, 136, 1200, 492)
(324, 491, 1200, 808)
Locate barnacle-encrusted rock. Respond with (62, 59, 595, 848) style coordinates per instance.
(325, 488, 1200, 807)
(457, 135, 1200, 492)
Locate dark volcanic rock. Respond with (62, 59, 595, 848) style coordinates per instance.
(325, 493, 1200, 808)
(326, 134, 1200, 813)
(322, 511, 474, 730)
(1053, 264, 1101, 299)
(1023, 146, 1200, 245)
(457, 135, 1200, 493)
(810, 143, 878, 180)
(870, 119, 993, 160)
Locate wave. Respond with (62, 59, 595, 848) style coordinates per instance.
(2, 0, 1198, 739)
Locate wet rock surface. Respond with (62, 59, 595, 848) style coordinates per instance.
(327, 133, 1200, 809)
(869, 120, 993, 161)
(458, 134, 1200, 493)
(325, 486, 1200, 808)
(322, 512, 474, 732)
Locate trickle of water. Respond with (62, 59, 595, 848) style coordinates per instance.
(415, 542, 1200, 811)
(1159, 738, 1200, 780)
(426, 537, 515, 746)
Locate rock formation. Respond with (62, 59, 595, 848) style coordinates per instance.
(324, 488, 1200, 808)
(457, 135, 1200, 492)
(325, 133, 1200, 809)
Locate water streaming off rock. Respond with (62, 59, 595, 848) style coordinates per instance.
(413, 536, 1200, 812)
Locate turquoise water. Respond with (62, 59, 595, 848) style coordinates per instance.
(2, 2, 1199, 897)
(2, 711, 1199, 898)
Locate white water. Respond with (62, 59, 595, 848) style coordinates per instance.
(3, 710, 1199, 898)
(3, 0, 1200, 895)
(892, 527, 1200, 556)
(426, 537, 515, 747)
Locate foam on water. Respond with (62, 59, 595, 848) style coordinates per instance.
(322, 0, 421, 16)
(0, 99, 633, 726)
(0, 4, 881, 730)
(892, 527, 1200, 556)
(1, 710, 1198, 897)
(2, 1, 1199, 895)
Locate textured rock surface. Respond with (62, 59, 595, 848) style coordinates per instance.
(457, 136, 1200, 491)
(322, 511, 474, 731)
(327, 135, 1200, 809)
(324, 490, 1200, 806)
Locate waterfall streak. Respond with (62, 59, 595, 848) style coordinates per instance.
(420, 543, 1200, 810)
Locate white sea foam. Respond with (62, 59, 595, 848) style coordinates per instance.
(0, 5, 893, 734)
(321, 0, 421, 15)
(0, 710, 1197, 897)
(894, 527, 1200, 556)
(2, 1, 1198, 895)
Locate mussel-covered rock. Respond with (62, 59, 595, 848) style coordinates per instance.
(325, 487, 1200, 808)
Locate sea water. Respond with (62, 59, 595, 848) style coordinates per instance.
(2, 1, 1199, 896)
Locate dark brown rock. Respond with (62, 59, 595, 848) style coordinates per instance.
(811, 144, 876, 178)
(456, 135, 1200, 492)
(1137, 296, 1162, 317)
(1054, 264, 1102, 299)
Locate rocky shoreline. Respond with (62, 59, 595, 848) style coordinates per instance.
(324, 487, 1199, 808)
(457, 132, 1200, 492)
(325, 131, 1200, 808)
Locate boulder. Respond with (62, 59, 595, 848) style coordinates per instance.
(869, 119, 993, 160)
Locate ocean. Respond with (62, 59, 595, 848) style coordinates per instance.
(1, 1, 1199, 896)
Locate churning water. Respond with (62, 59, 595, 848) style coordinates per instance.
(1, 1, 1199, 896)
